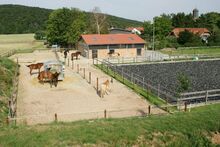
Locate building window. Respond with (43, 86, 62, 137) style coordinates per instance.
(137, 48, 142, 56)
(109, 49, 115, 54)
(127, 44, 132, 48)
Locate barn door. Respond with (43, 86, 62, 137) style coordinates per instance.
(92, 49, 98, 58)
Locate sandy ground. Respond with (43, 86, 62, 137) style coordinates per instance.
(10, 50, 164, 125)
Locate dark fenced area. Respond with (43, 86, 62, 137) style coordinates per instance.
(94, 58, 220, 105)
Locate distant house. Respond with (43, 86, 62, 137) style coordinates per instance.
(126, 27, 144, 35)
(171, 28, 210, 42)
(78, 34, 146, 59)
(109, 28, 132, 34)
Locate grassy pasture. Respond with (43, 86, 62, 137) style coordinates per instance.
(160, 47, 220, 56)
(0, 104, 219, 146)
(0, 34, 46, 55)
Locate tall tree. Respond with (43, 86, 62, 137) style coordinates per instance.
(142, 21, 153, 42)
(154, 14, 172, 40)
(47, 8, 73, 46)
(91, 7, 108, 34)
(47, 8, 86, 47)
(67, 13, 86, 48)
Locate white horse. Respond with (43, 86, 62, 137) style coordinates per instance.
(100, 79, 111, 98)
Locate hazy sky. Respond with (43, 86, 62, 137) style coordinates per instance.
(0, 0, 220, 21)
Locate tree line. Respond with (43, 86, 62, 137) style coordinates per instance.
(142, 12, 220, 49)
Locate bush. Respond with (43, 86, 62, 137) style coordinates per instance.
(34, 30, 46, 40)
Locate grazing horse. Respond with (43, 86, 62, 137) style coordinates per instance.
(38, 71, 60, 88)
(26, 63, 43, 75)
(100, 79, 111, 98)
(108, 52, 120, 58)
(71, 51, 81, 60)
(64, 49, 69, 58)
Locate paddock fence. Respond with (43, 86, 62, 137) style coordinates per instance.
(8, 106, 164, 125)
(93, 58, 220, 106)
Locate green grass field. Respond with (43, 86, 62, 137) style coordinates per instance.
(0, 104, 219, 146)
(0, 34, 46, 55)
(160, 47, 220, 56)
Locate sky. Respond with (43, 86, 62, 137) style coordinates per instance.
(0, 0, 220, 22)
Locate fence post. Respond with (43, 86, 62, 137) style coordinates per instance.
(184, 102, 187, 112)
(142, 77, 145, 89)
(55, 113, 58, 122)
(6, 117, 9, 125)
(122, 68, 124, 83)
(77, 64, 79, 73)
(93, 58, 94, 65)
(83, 68, 85, 79)
(104, 109, 107, 118)
(148, 105, 151, 115)
(205, 90, 208, 104)
(68, 58, 69, 67)
(89, 72, 91, 84)
(72, 60, 74, 69)
(96, 77, 99, 93)
(157, 84, 160, 97)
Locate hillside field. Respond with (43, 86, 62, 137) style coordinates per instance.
(0, 34, 46, 55)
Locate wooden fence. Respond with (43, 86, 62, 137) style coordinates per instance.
(0, 49, 16, 58)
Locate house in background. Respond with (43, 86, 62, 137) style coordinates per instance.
(78, 34, 146, 59)
(126, 27, 144, 35)
(109, 28, 132, 34)
(171, 28, 210, 43)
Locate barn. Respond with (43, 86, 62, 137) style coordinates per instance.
(78, 34, 146, 59)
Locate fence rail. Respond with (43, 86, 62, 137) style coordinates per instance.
(0, 49, 16, 58)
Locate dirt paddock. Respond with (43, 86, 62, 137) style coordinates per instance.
(10, 50, 164, 125)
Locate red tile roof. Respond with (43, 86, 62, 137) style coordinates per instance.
(81, 34, 145, 45)
(126, 27, 144, 32)
(171, 28, 210, 37)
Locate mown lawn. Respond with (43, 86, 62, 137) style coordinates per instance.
(0, 104, 219, 146)
(160, 47, 220, 56)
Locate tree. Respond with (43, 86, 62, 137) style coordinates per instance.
(154, 14, 172, 40)
(46, 8, 86, 47)
(141, 21, 153, 42)
(177, 30, 203, 47)
(67, 14, 86, 48)
(177, 73, 191, 93)
(46, 8, 73, 46)
(208, 29, 220, 46)
(91, 7, 108, 34)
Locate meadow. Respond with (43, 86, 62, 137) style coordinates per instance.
(160, 47, 220, 56)
(0, 34, 46, 55)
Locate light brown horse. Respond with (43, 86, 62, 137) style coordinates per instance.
(71, 51, 81, 60)
(100, 79, 111, 98)
(26, 63, 44, 75)
(108, 52, 120, 58)
(38, 70, 60, 88)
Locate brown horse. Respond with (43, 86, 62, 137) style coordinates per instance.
(26, 63, 43, 75)
(71, 51, 81, 60)
(38, 71, 60, 88)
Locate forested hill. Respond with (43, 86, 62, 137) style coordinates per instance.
(0, 5, 51, 34)
(0, 4, 143, 34)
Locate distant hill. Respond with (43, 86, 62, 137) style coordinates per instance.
(0, 4, 143, 34)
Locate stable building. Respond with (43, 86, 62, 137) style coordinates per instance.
(79, 34, 146, 59)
